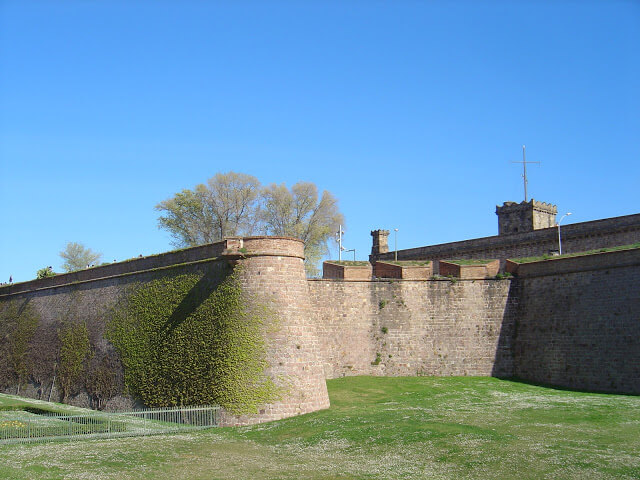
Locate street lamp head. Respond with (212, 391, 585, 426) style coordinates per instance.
(394, 228, 399, 232)
(567, 212, 572, 216)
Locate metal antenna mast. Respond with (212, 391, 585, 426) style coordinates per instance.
(512, 145, 540, 202)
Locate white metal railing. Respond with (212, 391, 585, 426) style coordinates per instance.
(0, 405, 220, 445)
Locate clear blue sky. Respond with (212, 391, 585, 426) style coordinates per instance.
(1, 1, 638, 282)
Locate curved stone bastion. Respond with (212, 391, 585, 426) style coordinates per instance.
(221, 236, 331, 425)
(0, 236, 330, 426)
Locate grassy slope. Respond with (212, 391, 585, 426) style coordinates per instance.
(1, 376, 639, 480)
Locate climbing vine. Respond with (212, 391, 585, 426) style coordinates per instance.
(106, 267, 280, 414)
(57, 321, 92, 402)
(85, 354, 121, 410)
(0, 300, 39, 392)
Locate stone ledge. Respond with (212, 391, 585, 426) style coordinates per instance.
(507, 247, 640, 277)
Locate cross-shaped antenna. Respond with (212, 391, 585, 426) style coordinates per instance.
(512, 145, 540, 202)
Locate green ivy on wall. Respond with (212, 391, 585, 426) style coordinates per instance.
(58, 321, 92, 402)
(106, 267, 280, 414)
(0, 300, 39, 393)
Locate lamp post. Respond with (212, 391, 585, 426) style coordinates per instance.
(394, 228, 399, 261)
(557, 213, 572, 255)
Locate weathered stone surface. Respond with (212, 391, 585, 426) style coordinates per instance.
(1, 235, 639, 425)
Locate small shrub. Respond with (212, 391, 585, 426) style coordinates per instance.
(381, 326, 388, 334)
(495, 272, 513, 280)
(379, 300, 387, 310)
(371, 353, 382, 366)
(36, 267, 56, 279)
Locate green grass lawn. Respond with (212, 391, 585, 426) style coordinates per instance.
(1, 376, 638, 480)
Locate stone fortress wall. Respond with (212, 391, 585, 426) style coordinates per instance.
(321, 248, 638, 395)
(509, 248, 640, 394)
(309, 278, 515, 380)
(0, 237, 330, 426)
(0, 204, 639, 425)
(371, 201, 640, 273)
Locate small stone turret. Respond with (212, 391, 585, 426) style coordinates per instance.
(370, 230, 390, 258)
(496, 200, 557, 235)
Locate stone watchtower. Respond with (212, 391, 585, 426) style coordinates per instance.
(496, 200, 557, 235)
(370, 229, 390, 259)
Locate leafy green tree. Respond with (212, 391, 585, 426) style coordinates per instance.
(156, 172, 262, 246)
(59, 242, 103, 273)
(261, 182, 344, 276)
(156, 172, 344, 276)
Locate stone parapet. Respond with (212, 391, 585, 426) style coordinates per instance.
(507, 247, 640, 278)
(373, 261, 432, 279)
(323, 262, 373, 281)
(439, 260, 499, 279)
(0, 236, 305, 297)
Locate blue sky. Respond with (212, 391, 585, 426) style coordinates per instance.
(1, 1, 638, 282)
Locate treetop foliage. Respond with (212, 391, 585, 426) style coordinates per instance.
(156, 172, 344, 276)
(59, 242, 103, 273)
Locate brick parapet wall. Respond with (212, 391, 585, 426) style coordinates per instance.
(439, 260, 500, 279)
(373, 213, 640, 271)
(0, 236, 303, 297)
(0, 243, 227, 296)
(308, 278, 516, 380)
(323, 262, 373, 280)
(373, 262, 432, 279)
(512, 249, 640, 393)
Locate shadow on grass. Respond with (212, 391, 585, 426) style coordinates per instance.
(497, 376, 640, 396)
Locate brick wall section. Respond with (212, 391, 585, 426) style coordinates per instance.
(373, 213, 640, 272)
(373, 262, 432, 279)
(308, 279, 516, 380)
(439, 260, 499, 279)
(323, 262, 373, 280)
(512, 248, 640, 394)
